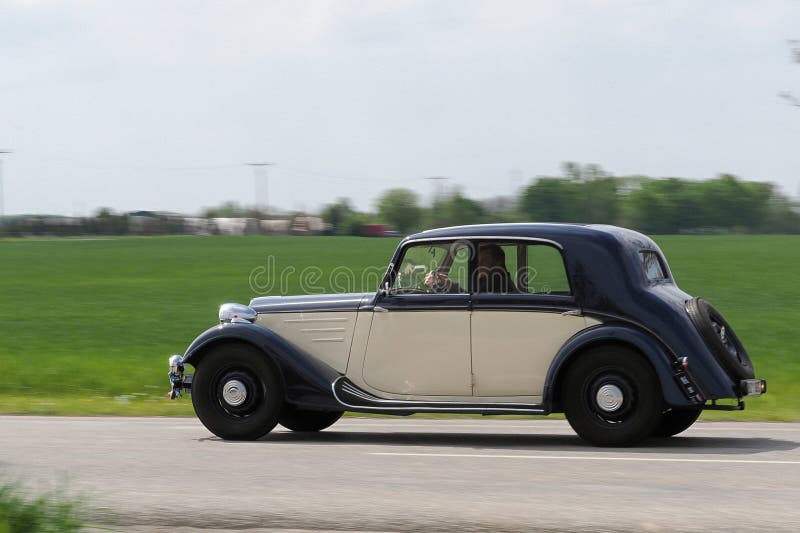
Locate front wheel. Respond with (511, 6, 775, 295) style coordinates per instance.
(191, 343, 283, 440)
(562, 346, 662, 446)
(655, 408, 702, 438)
(279, 406, 343, 432)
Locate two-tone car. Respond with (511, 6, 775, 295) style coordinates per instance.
(167, 223, 765, 446)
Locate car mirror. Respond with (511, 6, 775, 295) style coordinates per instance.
(379, 281, 390, 297)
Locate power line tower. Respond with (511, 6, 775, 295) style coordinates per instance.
(246, 162, 275, 216)
(508, 169, 524, 195)
(0, 149, 12, 220)
(425, 176, 449, 205)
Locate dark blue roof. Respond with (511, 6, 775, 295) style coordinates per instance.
(405, 223, 646, 245)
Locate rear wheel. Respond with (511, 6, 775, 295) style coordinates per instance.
(279, 405, 343, 432)
(562, 346, 662, 446)
(191, 343, 283, 440)
(655, 407, 702, 438)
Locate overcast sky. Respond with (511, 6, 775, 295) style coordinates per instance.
(1, 0, 798, 216)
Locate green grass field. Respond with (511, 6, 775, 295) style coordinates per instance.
(0, 235, 797, 420)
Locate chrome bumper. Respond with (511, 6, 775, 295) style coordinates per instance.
(168, 355, 193, 399)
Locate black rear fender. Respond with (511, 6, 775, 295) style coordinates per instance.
(544, 324, 702, 411)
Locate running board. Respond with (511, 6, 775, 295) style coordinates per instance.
(332, 377, 549, 415)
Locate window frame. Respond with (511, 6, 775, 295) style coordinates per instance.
(639, 249, 672, 284)
(384, 238, 474, 295)
(467, 238, 574, 306)
(382, 236, 573, 303)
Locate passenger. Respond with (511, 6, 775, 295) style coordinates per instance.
(424, 244, 516, 293)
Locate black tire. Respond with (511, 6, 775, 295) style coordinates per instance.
(655, 408, 702, 438)
(686, 297, 754, 380)
(191, 343, 283, 440)
(279, 405, 343, 432)
(562, 346, 663, 446)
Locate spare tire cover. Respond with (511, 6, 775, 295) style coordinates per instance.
(685, 297, 754, 380)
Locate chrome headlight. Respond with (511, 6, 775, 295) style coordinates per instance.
(219, 303, 258, 324)
(168, 354, 184, 375)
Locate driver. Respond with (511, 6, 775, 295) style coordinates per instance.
(424, 243, 516, 293)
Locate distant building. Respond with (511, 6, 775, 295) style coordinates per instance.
(212, 217, 260, 235)
(260, 219, 290, 235)
(183, 217, 213, 235)
(362, 224, 388, 237)
(127, 211, 186, 235)
(290, 216, 329, 235)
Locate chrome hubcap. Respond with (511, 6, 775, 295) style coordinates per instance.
(595, 384, 624, 412)
(222, 379, 248, 407)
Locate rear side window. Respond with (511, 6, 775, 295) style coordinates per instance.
(640, 251, 668, 281)
(524, 244, 571, 294)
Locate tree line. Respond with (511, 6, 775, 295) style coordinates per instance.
(2, 163, 797, 237)
(321, 163, 800, 236)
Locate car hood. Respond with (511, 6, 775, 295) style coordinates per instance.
(249, 293, 375, 313)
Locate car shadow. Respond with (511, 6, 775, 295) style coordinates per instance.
(201, 430, 799, 455)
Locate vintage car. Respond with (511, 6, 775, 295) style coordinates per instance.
(167, 223, 766, 446)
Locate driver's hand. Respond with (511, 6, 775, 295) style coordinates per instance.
(424, 271, 452, 292)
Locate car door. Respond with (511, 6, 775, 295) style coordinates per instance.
(361, 240, 473, 397)
(470, 241, 590, 398)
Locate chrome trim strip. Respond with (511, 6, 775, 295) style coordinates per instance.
(283, 317, 349, 323)
(258, 299, 364, 307)
(332, 377, 548, 413)
(403, 235, 564, 250)
(300, 327, 347, 333)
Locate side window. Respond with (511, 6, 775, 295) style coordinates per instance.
(473, 242, 518, 294)
(640, 251, 668, 281)
(448, 244, 470, 291)
(499, 244, 518, 277)
(520, 245, 571, 295)
(392, 241, 470, 294)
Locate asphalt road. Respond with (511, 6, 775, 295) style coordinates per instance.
(1, 416, 799, 532)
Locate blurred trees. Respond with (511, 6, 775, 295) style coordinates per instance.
(519, 163, 619, 224)
(320, 198, 352, 235)
(435, 191, 487, 227)
(86, 207, 129, 235)
(318, 164, 799, 236)
(622, 174, 784, 233)
(376, 188, 421, 234)
(2, 163, 797, 238)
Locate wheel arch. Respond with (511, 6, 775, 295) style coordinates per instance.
(543, 324, 697, 412)
(185, 337, 285, 388)
(182, 323, 344, 411)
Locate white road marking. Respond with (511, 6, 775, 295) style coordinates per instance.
(370, 452, 800, 465)
(336, 422, 800, 432)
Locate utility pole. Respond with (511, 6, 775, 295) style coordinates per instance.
(0, 149, 12, 220)
(246, 162, 274, 216)
(425, 176, 449, 204)
(509, 169, 523, 195)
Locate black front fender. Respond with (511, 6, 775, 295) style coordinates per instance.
(543, 324, 702, 410)
(182, 323, 343, 411)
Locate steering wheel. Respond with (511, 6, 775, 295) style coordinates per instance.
(427, 271, 450, 293)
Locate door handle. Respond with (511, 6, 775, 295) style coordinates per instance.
(561, 309, 582, 316)
(374, 306, 389, 313)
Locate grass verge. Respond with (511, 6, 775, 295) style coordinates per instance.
(0, 479, 84, 533)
